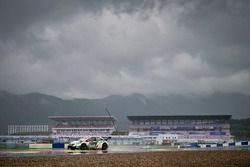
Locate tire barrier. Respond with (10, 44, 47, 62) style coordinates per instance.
(52, 143, 65, 149)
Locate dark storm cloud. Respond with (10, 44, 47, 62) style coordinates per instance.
(176, 0, 250, 70)
(0, 0, 250, 98)
(0, 0, 156, 40)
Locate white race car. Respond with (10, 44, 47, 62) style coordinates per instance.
(68, 137, 110, 150)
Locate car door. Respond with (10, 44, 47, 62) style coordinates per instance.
(88, 137, 97, 148)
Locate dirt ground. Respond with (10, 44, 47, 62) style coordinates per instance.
(1, 150, 250, 167)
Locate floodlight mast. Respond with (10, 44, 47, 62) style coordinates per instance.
(105, 107, 117, 132)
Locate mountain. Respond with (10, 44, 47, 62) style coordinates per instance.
(0, 90, 250, 135)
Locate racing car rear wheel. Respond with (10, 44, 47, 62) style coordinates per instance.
(80, 144, 88, 150)
(102, 143, 108, 150)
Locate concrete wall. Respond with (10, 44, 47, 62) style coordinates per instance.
(29, 144, 52, 149)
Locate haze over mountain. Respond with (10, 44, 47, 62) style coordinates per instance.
(0, 90, 250, 135)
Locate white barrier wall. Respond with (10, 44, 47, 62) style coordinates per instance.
(199, 141, 249, 148)
(29, 144, 52, 149)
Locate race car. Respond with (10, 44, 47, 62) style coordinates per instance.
(67, 137, 110, 150)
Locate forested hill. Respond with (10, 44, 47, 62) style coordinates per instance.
(230, 118, 250, 140)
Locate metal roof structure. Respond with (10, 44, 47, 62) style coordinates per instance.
(48, 116, 117, 122)
(127, 115, 232, 121)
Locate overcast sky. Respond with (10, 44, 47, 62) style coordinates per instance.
(0, 0, 250, 99)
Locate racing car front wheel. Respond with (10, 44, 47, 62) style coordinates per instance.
(102, 143, 108, 150)
(80, 144, 89, 150)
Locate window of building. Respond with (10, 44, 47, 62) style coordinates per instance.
(139, 120, 144, 125)
(197, 120, 201, 124)
(179, 120, 184, 124)
(208, 120, 214, 124)
(202, 119, 207, 124)
(190, 120, 196, 124)
(135, 120, 139, 125)
(156, 120, 161, 125)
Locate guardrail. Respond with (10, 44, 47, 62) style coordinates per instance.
(199, 141, 249, 148)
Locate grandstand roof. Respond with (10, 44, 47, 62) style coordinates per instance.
(48, 116, 116, 122)
(127, 115, 231, 121)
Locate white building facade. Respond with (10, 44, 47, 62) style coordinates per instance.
(8, 125, 49, 135)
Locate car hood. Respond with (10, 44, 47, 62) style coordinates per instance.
(70, 141, 80, 145)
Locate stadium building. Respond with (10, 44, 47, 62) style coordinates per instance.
(49, 116, 117, 137)
(127, 115, 232, 144)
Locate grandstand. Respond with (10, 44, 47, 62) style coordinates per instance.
(49, 116, 117, 137)
(127, 115, 232, 143)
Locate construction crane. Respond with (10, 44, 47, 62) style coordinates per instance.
(105, 107, 117, 132)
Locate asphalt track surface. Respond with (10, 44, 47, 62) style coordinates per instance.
(0, 145, 249, 157)
(0, 145, 141, 157)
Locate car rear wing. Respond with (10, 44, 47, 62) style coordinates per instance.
(102, 137, 111, 141)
